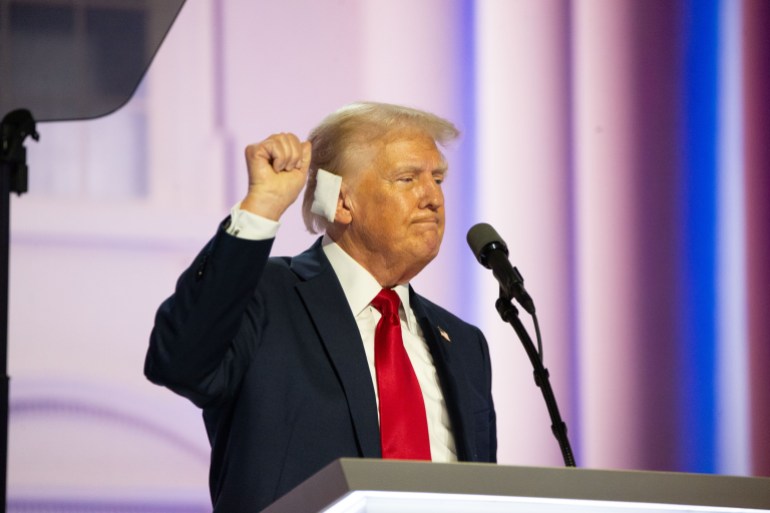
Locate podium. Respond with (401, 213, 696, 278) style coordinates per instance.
(263, 458, 770, 513)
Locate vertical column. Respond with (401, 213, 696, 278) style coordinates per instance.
(715, 0, 749, 476)
(475, 0, 574, 466)
(742, 0, 770, 478)
(572, 0, 640, 469)
(572, 0, 685, 470)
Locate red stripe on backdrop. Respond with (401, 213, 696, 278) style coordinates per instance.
(743, 0, 770, 478)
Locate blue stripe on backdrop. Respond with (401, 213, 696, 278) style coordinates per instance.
(456, 0, 478, 320)
(679, 0, 719, 474)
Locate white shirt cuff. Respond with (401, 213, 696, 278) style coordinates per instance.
(226, 204, 281, 240)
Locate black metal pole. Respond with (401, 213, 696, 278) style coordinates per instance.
(1, 109, 37, 513)
(0, 149, 9, 513)
(495, 293, 576, 467)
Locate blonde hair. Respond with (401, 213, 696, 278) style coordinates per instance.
(302, 101, 460, 233)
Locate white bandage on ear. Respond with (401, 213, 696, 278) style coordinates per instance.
(310, 168, 342, 223)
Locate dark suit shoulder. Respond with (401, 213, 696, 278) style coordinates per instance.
(411, 292, 484, 336)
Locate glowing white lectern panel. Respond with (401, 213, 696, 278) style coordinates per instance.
(263, 458, 770, 513)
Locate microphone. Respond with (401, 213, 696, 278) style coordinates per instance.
(467, 223, 536, 315)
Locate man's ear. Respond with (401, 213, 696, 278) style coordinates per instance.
(334, 186, 353, 225)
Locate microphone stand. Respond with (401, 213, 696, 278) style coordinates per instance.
(1, 109, 38, 511)
(495, 288, 576, 467)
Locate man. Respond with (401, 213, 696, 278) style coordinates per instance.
(145, 102, 497, 512)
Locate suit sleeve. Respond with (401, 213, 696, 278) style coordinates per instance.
(144, 225, 274, 408)
(478, 328, 498, 463)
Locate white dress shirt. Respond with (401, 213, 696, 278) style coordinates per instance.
(226, 205, 458, 462)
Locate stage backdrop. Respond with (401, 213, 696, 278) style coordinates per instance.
(7, 0, 769, 511)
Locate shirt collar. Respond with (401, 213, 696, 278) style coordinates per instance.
(322, 235, 417, 330)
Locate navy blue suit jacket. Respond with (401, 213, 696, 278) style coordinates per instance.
(145, 228, 497, 512)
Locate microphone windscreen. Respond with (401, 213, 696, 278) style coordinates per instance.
(466, 222, 507, 262)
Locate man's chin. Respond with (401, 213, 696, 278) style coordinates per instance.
(412, 223, 443, 241)
(419, 234, 443, 262)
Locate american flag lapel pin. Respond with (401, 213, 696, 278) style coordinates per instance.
(438, 327, 451, 343)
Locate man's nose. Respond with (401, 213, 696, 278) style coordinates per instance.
(419, 174, 444, 209)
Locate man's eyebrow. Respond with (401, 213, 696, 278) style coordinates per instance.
(431, 164, 449, 177)
(394, 162, 449, 172)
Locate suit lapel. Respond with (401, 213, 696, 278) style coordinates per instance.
(290, 241, 381, 458)
(410, 289, 478, 461)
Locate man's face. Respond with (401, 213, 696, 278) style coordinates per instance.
(341, 129, 447, 284)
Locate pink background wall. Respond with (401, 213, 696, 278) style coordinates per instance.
(6, 0, 769, 510)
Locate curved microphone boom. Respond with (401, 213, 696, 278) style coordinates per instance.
(466, 223, 536, 315)
(467, 221, 576, 467)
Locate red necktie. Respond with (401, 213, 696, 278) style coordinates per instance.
(371, 289, 431, 460)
